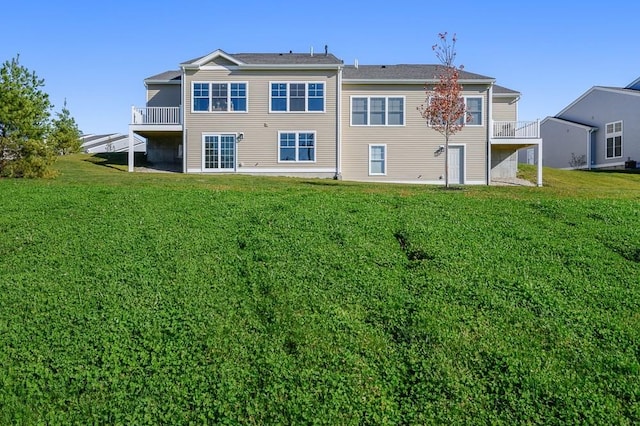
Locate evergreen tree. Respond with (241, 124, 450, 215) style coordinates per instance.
(51, 100, 82, 155)
(0, 55, 55, 177)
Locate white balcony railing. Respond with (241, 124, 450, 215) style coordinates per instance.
(492, 120, 540, 139)
(131, 106, 182, 125)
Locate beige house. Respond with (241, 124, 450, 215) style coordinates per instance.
(129, 49, 542, 185)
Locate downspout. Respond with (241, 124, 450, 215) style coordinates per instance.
(587, 128, 595, 170)
(181, 67, 187, 173)
(335, 66, 343, 179)
(487, 83, 494, 185)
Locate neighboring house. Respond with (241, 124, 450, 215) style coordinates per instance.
(522, 79, 640, 170)
(129, 48, 542, 185)
(82, 133, 145, 153)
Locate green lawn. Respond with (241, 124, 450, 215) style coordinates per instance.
(1, 154, 639, 424)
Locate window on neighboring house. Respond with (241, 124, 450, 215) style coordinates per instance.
(369, 145, 386, 175)
(351, 97, 405, 126)
(270, 82, 325, 112)
(606, 121, 623, 159)
(279, 132, 316, 162)
(192, 82, 247, 112)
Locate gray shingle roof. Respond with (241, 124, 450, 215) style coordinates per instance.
(234, 52, 342, 65)
(342, 64, 494, 81)
(145, 70, 181, 82)
(182, 51, 343, 66)
(493, 84, 519, 95)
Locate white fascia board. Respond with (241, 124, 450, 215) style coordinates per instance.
(554, 86, 640, 117)
(144, 80, 181, 85)
(543, 116, 598, 131)
(555, 86, 597, 117)
(180, 49, 245, 69)
(625, 76, 640, 88)
(492, 92, 521, 98)
(143, 80, 182, 89)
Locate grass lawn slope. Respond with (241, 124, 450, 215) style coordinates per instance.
(1, 154, 639, 424)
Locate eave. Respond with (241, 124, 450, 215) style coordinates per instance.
(342, 78, 496, 85)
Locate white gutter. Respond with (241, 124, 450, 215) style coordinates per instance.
(181, 66, 187, 173)
(344, 78, 496, 85)
(336, 67, 343, 179)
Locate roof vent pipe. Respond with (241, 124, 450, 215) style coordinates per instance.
(324, 45, 328, 56)
(354, 59, 358, 69)
(310, 46, 314, 57)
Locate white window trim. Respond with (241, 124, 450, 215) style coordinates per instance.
(277, 131, 317, 163)
(424, 96, 483, 127)
(350, 96, 406, 127)
(369, 144, 387, 176)
(191, 81, 249, 113)
(269, 82, 326, 113)
(462, 96, 483, 127)
(201, 133, 237, 172)
(605, 120, 623, 159)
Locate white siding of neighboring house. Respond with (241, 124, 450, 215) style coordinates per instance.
(538, 118, 593, 169)
(555, 88, 640, 168)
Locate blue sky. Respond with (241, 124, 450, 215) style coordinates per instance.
(3, 0, 640, 135)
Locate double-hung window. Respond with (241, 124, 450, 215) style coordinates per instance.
(270, 82, 325, 112)
(606, 121, 623, 159)
(279, 132, 316, 162)
(465, 97, 483, 125)
(369, 145, 386, 175)
(351, 97, 404, 126)
(193, 83, 210, 111)
(454, 97, 483, 126)
(192, 82, 247, 112)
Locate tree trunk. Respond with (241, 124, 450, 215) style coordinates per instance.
(444, 134, 449, 188)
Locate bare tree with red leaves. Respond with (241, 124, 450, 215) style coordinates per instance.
(417, 32, 468, 188)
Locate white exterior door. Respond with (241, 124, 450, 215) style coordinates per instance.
(448, 145, 464, 184)
(203, 134, 236, 171)
(527, 148, 535, 165)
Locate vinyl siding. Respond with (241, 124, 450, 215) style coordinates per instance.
(184, 69, 338, 174)
(146, 84, 181, 107)
(492, 97, 517, 121)
(540, 119, 591, 169)
(557, 88, 640, 167)
(341, 83, 489, 183)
